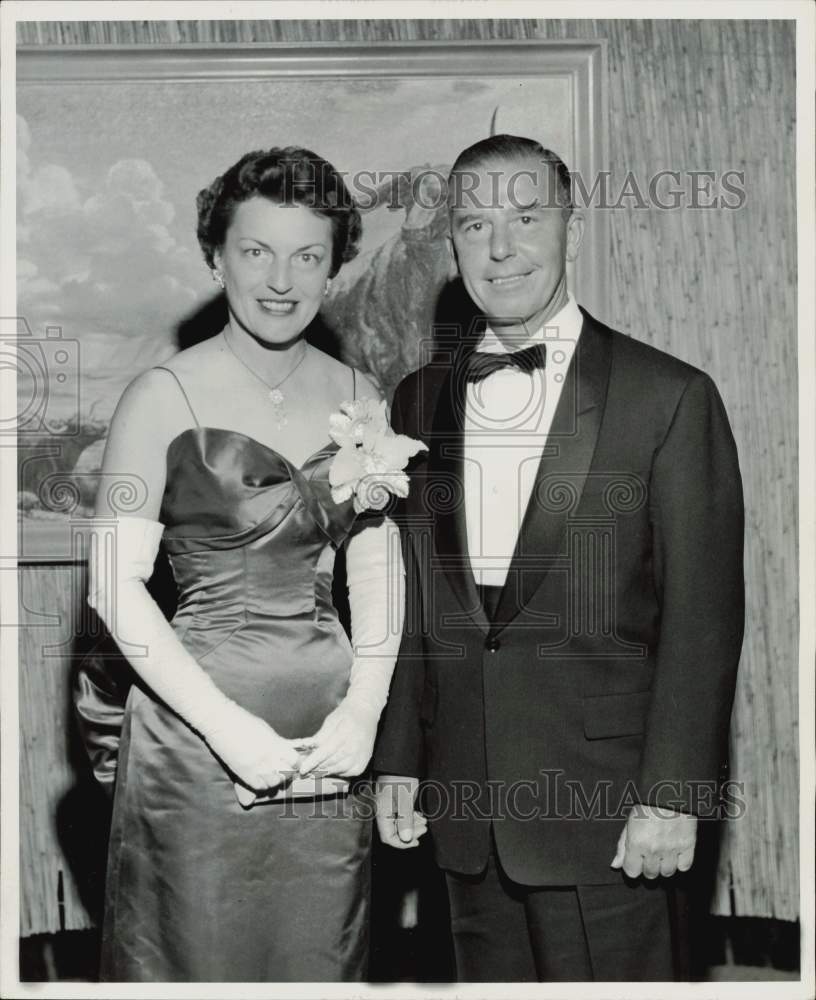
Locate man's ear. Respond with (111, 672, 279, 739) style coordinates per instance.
(565, 212, 585, 263)
(446, 234, 459, 281)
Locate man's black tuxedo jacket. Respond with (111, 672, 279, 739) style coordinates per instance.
(373, 308, 745, 886)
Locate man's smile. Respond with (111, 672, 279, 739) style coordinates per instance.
(486, 271, 534, 287)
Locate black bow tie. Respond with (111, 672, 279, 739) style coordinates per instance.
(464, 343, 547, 384)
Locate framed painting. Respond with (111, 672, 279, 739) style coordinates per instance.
(15, 40, 607, 560)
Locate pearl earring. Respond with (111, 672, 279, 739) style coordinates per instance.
(324, 278, 332, 295)
(212, 270, 225, 289)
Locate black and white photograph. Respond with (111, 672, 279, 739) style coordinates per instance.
(1, 2, 813, 996)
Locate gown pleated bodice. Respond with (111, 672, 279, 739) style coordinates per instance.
(159, 426, 359, 737)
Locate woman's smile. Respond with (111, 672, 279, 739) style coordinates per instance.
(257, 297, 298, 315)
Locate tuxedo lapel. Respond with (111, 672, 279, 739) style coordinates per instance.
(428, 335, 489, 631)
(492, 314, 613, 633)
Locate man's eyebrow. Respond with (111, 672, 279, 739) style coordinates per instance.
(451, 212, 486, 226)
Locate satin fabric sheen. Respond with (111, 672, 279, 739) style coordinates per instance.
(95, 428, 372, 982)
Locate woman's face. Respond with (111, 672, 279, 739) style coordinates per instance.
(215, 196, 334, 346)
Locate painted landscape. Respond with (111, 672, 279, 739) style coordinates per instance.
(17, 70, 574, 537)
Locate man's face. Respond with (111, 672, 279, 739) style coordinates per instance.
(448, 154, 583, 337)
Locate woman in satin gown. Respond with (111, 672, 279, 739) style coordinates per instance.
(77, 147, 423, 981)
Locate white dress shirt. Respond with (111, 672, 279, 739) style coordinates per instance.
(464, 295, 584, 587)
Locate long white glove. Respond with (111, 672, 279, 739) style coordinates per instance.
(86, 516, 301, 791)
(298, 516, 405, 778)
(345, 515, 406, 715)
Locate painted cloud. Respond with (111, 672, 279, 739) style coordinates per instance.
(17, 113, 209, 420)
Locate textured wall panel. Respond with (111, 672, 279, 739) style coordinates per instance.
(16, 18, 798, 924)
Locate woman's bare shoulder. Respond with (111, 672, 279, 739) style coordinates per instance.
(120, 336, 223, 406)
(353, 370, 382, 401)
(309, 347, 382, 402)
(118, 365, 179, 408)
(151, 335, 224, 377)
(111, 353, 206, 441)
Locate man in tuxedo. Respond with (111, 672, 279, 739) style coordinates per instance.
(373, 134, 744, 981)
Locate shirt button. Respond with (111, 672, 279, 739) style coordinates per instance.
(485, 637, 501, 652)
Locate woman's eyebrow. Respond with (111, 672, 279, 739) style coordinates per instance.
(236, 237, 328, 251)
(237, 235, 272, 249)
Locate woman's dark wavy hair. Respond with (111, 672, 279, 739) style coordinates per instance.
(196, 147, 362, 277)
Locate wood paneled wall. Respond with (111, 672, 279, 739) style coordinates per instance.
(19, 565, 98, 935)
(16, 18, 798, 924)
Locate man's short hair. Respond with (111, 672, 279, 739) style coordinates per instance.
(448, 134, 573, 214)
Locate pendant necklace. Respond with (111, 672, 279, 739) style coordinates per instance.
(222, 331, 309, 430)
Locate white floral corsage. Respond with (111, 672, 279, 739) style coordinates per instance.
(328, 398, 427, 513)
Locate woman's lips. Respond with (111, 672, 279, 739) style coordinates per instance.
(257, 299, 296, 315)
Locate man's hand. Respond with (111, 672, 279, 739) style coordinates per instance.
(375, 774, 428, 849)
(611, 803, 698, 878)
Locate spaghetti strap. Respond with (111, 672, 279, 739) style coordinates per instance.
(352, 368, 357, 401)
(152, 366, 200, 428)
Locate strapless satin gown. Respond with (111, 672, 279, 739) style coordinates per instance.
(99, 427, 372, 982)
